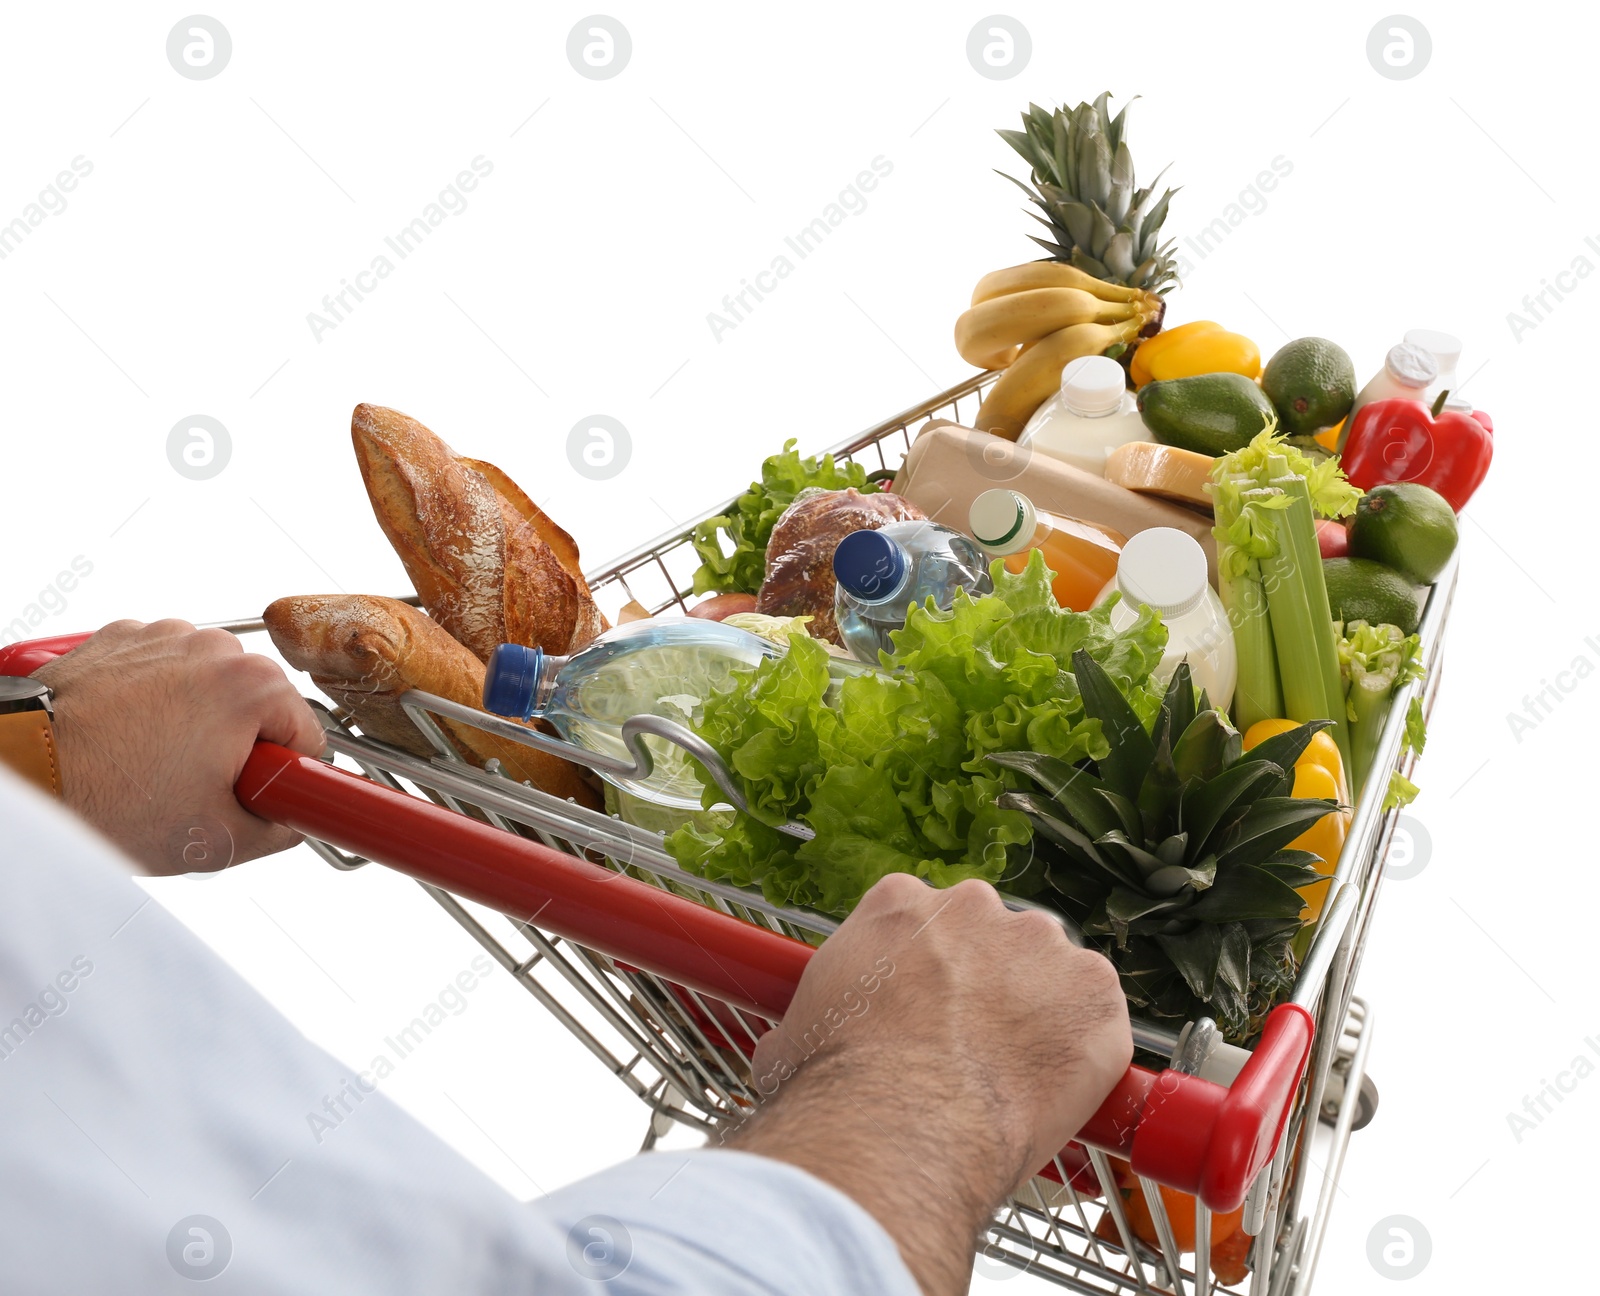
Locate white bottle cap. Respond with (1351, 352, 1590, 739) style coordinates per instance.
(1403, 329, 1462, 373)
(1059, 355, 1127, 418)
(1116, 527, 1208, 618)
(1384, 343, 1438, 389)
(968, 489, 1038, 556)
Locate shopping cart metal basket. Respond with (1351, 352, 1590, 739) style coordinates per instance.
(0, 370, 1451, 1295)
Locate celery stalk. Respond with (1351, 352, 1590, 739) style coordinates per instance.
(1260, 492, 1329, 736)
(1210, 472, 1283, 728)
(1337, 621, 1425, 798)
(1276, 472, 1353, 772)
(1221, 562, 1281, 728)
(1347, 665, 1395, 796)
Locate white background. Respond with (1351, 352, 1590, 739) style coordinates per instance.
(1, 2, 1590, 1291)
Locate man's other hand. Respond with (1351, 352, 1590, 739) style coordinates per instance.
(33, 620, 324, 874)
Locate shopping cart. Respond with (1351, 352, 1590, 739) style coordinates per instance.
(1, 371, 1452, 1295)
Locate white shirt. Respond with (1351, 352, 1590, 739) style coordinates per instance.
(0, 770, 918, 1294)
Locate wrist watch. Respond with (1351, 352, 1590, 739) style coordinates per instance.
(0, 677, 61, 797)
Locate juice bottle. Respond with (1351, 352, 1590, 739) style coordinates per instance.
(968, 488, 1126, 612)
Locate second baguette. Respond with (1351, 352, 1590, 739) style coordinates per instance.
(263, 593, 600, 808)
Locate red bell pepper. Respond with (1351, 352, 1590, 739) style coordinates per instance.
(1340, 392, 1492, 512)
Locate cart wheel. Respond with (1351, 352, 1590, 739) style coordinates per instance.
(1351, 1075, 1379, 1131)
(1319, 1069, 1380, 1130)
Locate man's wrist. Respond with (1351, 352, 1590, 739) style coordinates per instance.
(725, 1049, 1015, 1296)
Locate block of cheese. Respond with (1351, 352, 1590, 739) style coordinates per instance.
(892, 421, 1217, 584)
(1103, 441, 1215, 512)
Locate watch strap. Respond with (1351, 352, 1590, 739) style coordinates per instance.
(0, 709, 62, 797)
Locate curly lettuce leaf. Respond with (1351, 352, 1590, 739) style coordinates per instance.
(690, 440, 877, 596)
(668, 550, 1170, 915)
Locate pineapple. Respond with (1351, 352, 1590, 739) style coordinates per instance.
(993, 654, 1335, 1044)
(998, 93, 1179, 294)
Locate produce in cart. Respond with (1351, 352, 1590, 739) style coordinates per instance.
(955, 93, 1176, 439)
(995, 660, 1335, 1044)
(690, 440, 881, 597)
(1209, 426, 1362, 752)
(666, 551, 1169, 913)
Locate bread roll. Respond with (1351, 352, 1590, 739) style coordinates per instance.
(755, 488, 926, 645)
(263, 594, 599, 808)
(350, 404, 605, 662)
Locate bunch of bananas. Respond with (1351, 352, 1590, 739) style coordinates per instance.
(955, 263, 1163, 440)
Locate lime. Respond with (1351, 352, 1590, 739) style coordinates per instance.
(1348, 483, 1458, 584)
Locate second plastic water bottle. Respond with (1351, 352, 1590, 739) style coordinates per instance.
(832, 521, 993, 662)
(482, 619, 781, 808)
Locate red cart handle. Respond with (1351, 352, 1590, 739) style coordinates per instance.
(1, 632, 1311, 1212)
(0, 631, 92, 675)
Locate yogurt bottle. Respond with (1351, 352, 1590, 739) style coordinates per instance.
(1338, 343, 1438, 450)
(1403, 328, 1472, 412)
(1097, 527, 1236, 711)
(1018, 354, 1146, 476)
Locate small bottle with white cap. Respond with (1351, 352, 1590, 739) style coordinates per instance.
(1096, 527, 1236, 712)
(1017, 353, 1146, 476)
(1339, 342, 1438, 450)
(1402, 328, 1474, 414)
(968, 487, 1125, 612)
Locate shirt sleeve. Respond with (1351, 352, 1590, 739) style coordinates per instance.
(0, 770, 918, 1296)
(539, 1146, 920, 1295)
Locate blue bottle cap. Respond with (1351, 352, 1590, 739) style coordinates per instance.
(483, 642, 544, 719)
(833, 528, 909, 602)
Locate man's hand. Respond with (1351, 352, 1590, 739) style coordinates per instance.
(32, 620, 324, 875)
(728, 874, 1131, 1296)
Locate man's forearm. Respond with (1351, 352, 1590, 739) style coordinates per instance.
(726, 1050, 1015, 1296)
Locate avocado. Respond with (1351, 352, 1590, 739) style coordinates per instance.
(1348, 483, 1458, 584)
(1322, 557, 1424, 635)
(1261, 338, 1356, 436)
(1136, 373, 1278, 457)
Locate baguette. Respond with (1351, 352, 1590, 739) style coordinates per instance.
(350, 404, 605, 663)
(263, 593, 599, 808)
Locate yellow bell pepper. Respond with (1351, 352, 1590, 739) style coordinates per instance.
(1129, 320, 1262, 387)
(1242, 719, 1350, 921)
(1242, 717, 1349, 803)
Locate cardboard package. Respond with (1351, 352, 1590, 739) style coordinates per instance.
(892, 420, 1217, 584)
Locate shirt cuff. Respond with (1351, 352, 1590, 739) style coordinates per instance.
(536, 1146, 919, 1296)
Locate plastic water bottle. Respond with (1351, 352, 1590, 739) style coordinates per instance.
(482, 619, 781, 808)
(832, 521, 993, 662)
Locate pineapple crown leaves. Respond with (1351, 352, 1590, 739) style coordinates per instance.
(996, 92, 1180, 293)
(991, 655, 1338, 1041)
